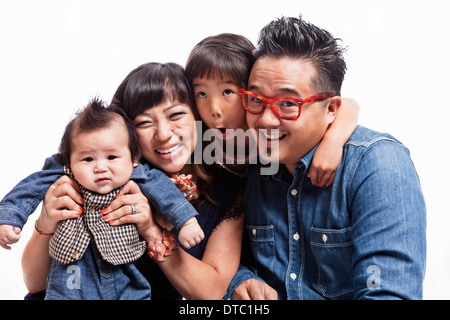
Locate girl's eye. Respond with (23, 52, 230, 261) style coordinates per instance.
(196, 91, 207, 98)
(107, 155, 118, 160)
(83, 157, 94, 162)
(223, 89, 234, 96)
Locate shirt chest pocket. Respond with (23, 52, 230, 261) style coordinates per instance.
(245, 225, 276, 284)
(310, 226, 354, 299)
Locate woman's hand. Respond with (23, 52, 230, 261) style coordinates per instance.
(101, 180, 159, 242)
(37, 175, 84, 234)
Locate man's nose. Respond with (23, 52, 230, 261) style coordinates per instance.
(258, 104, 281, 127)
(154, 122, 173, 141)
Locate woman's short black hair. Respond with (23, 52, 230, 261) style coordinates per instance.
(112, 62, 198, 121)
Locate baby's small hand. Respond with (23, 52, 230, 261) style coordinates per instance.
(0, 224, 21, 250)
(178, 217, 204, 249)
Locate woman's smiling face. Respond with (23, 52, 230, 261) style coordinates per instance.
(133, 99, 197, 174)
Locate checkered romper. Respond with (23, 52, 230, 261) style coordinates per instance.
(49, 168, 147, 265)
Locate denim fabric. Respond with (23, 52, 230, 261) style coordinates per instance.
(45, 241, 151, 300)
(0, 155, 63, 227)
(0, 154, 198, 299)
(0, 154, 197, 230)
(227, 126, 426, 300)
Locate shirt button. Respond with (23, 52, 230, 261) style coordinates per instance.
(293, 233, 300, 241)
(71, 251, 79, 259)
(290, 188, 298, 196)
(290, 273, 297, 280)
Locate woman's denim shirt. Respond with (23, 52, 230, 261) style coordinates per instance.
(0, 155, 197, 231)
(228, 126, 426, 300)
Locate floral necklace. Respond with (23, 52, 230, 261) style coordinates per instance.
(172, 173, 197, 200)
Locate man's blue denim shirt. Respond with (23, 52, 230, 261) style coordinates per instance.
(0, 155, 197, 230)
(227, 126, 426, 300)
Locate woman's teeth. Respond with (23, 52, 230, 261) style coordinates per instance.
(156, 144, 181, 154)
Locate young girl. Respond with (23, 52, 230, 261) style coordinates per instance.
(185, 33, 359, 183)
(0, 97, 203, 299)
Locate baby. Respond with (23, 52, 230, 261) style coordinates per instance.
(0, 98, 204, 298)
(0, 98, 203, 259)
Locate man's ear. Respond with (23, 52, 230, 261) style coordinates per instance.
(326, 96, 342, 125)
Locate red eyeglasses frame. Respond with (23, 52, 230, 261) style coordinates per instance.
(238, 88, 334, 120)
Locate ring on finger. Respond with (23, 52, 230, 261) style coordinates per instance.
(131, 204, 138, 214)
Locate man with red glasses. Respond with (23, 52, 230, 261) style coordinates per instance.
(226, 15, 426, 300)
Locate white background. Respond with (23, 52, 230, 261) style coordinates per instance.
(0, 0, 449, 300)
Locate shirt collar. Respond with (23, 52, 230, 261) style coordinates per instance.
(259, 143, 320, 184)
(297, 143, 320, 174)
